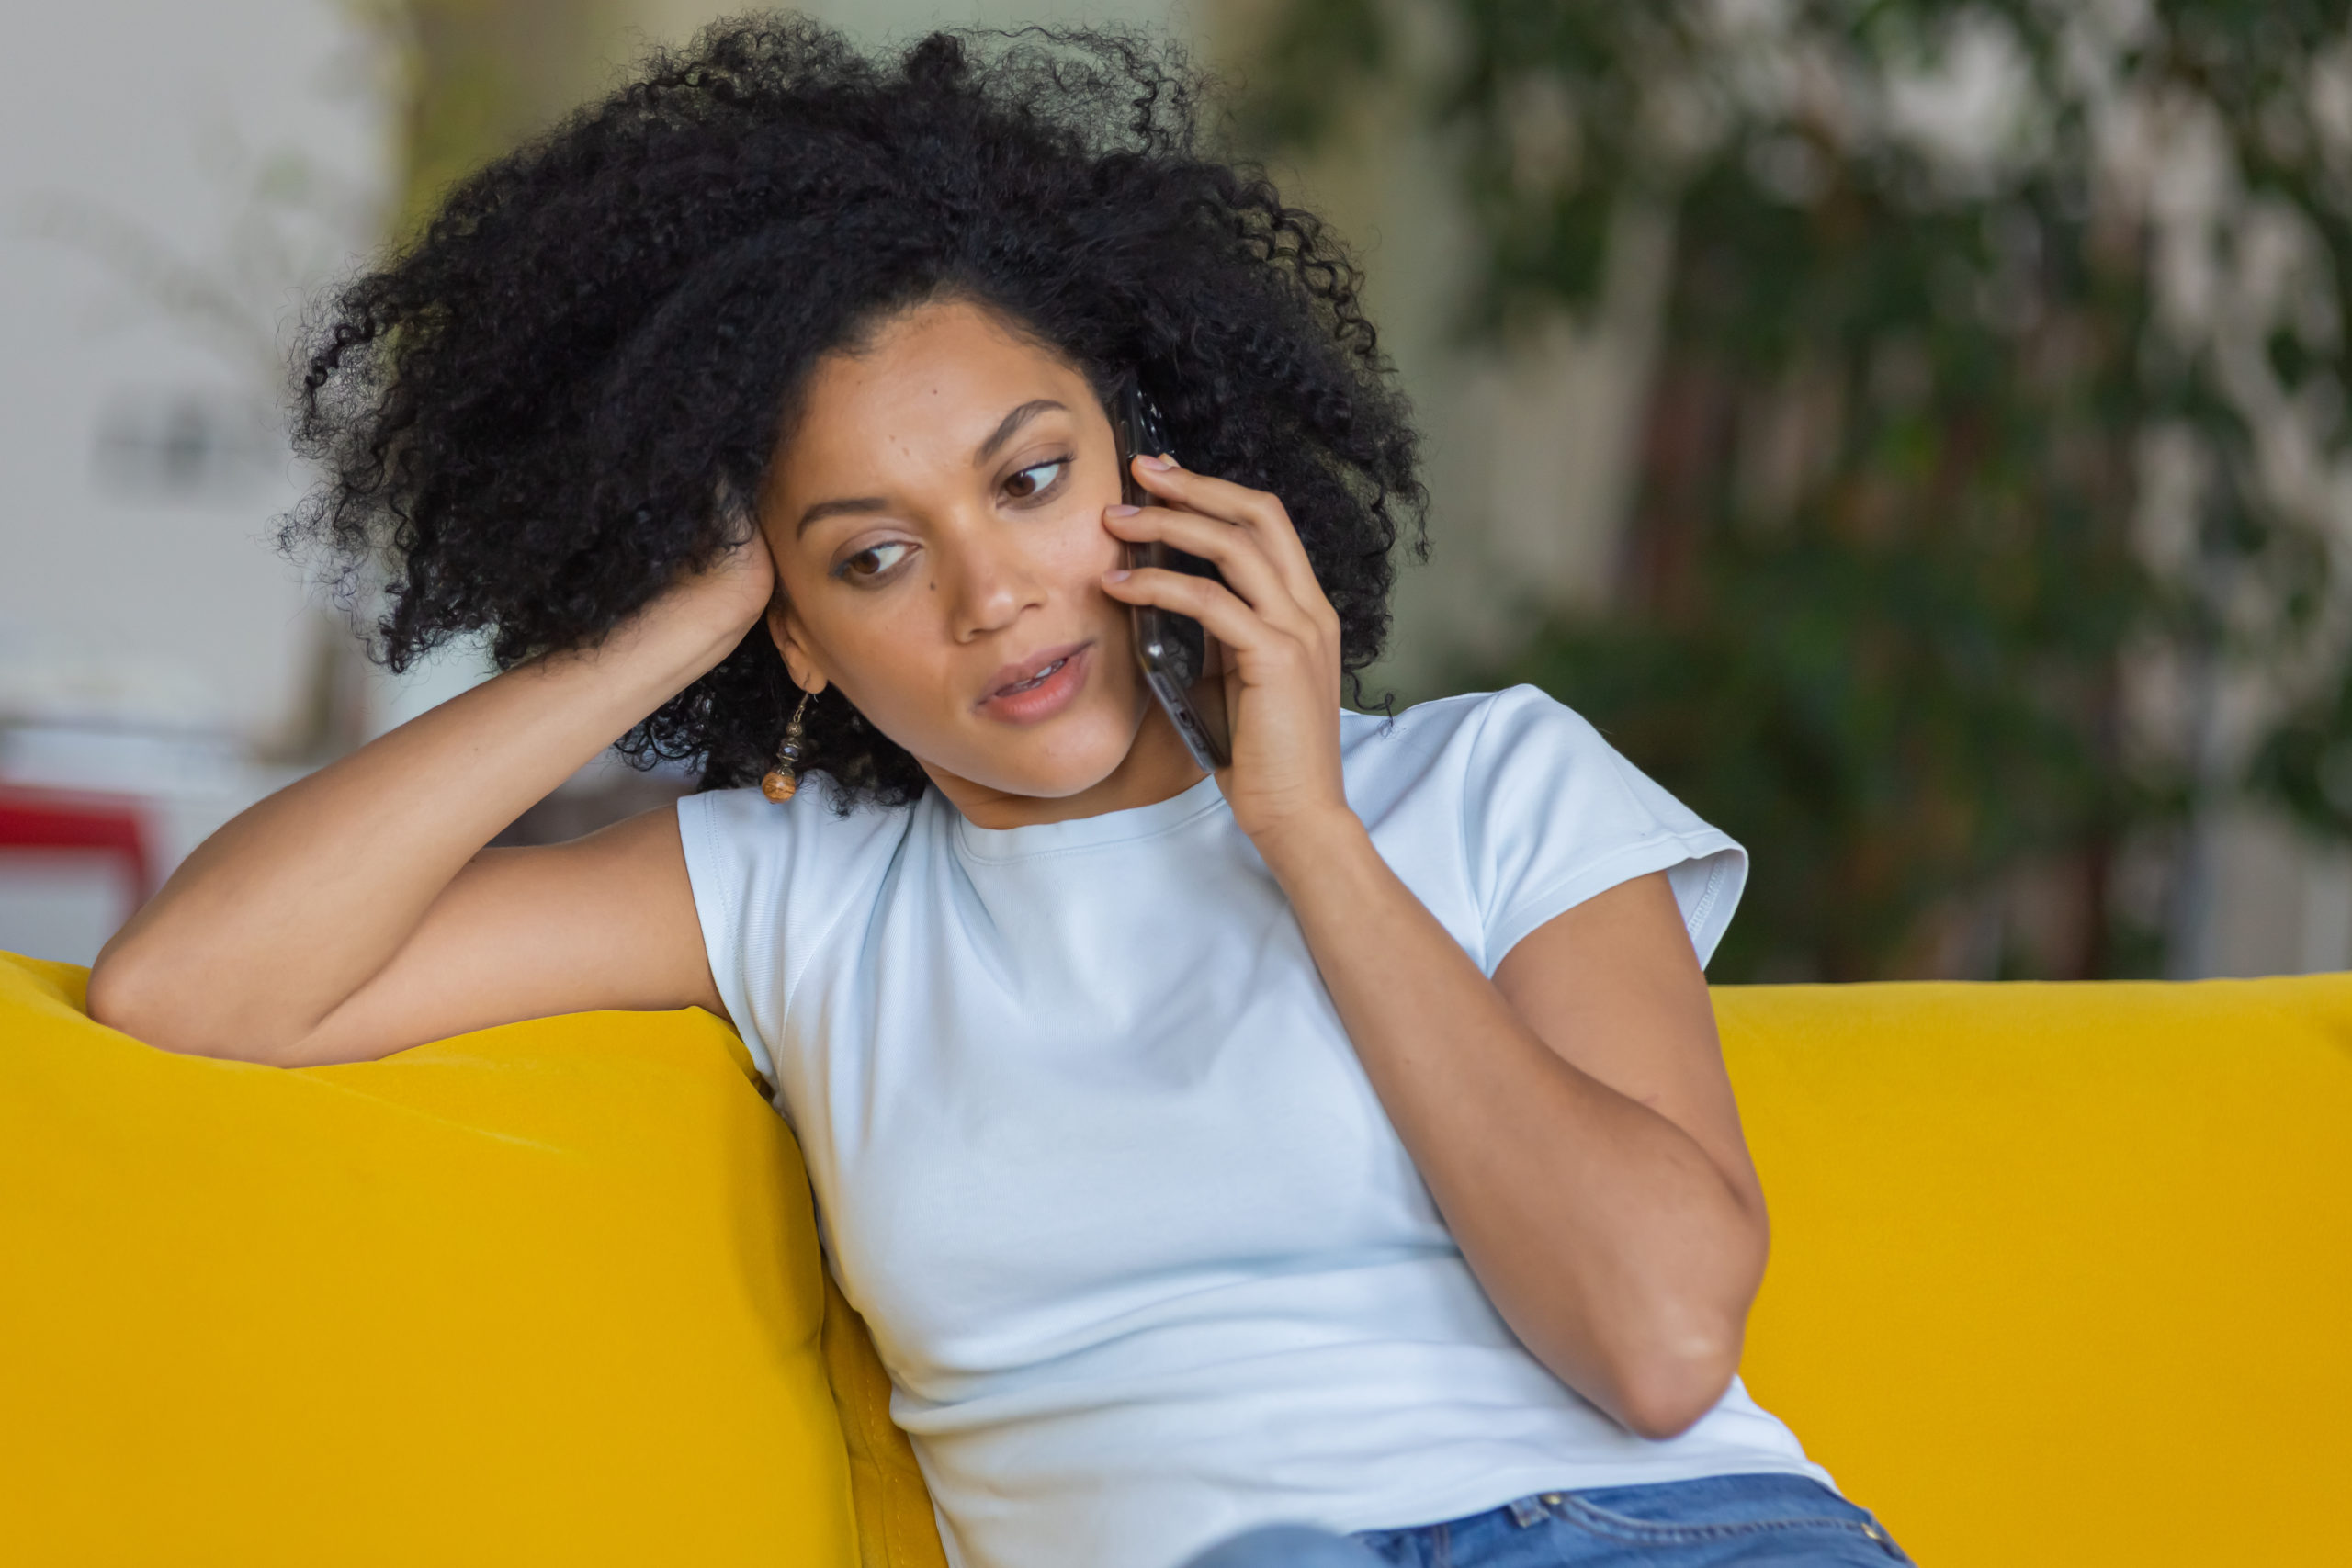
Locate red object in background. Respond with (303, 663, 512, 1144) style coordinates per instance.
(0, 787, 155, 900)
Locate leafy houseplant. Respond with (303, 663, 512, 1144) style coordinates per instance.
(1256, 0, 2352, 979)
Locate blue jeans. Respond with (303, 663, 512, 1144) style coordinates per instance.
(1179, 1475, 1911, 1568)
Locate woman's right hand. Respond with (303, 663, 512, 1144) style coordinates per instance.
(631, 520, 781, 664)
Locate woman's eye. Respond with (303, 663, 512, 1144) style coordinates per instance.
(838, 541, 911, 581)
(1003, 458, 1068, 502)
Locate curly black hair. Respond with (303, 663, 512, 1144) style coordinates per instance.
(288, 15, 1425, 804)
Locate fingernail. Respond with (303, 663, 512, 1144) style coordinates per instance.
(1105, 503, 1140, 517)
(1139, 453, 1177, 470)
(1102, 568, 1132, 582)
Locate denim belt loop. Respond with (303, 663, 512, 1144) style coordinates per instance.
(1504, 1495, 1550, 1529)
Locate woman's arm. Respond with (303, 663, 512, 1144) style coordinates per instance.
(1257, 848, 1763, 1440)
(88, 538, 775, 1066)
(1102, 458, 1764, 1440)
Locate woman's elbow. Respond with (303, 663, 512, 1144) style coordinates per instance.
(85, 942, 166, 1041)
(1606, 1205, 1768, 1438)
(85, 942, 300, 1066)
(1605, 1336, 1744, 1441)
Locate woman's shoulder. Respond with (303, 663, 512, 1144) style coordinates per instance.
(681, 773, 917, 832)
(1339, 684, 1607, 782)
(675, 776, 921, 897)
(1339, 683, 1719, 853)
(1343, 687, 1745, 966)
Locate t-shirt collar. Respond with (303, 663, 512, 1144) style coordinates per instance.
(947, 771, 1227, 863)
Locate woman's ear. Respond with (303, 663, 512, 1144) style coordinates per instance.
(763, 599, 831, 697)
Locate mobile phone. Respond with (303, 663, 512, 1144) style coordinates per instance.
(1114, 376, 1232, 771)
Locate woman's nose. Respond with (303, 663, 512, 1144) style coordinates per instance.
(942, 526, 1044, 642)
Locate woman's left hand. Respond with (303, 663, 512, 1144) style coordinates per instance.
(1100, 455, 1351, 852)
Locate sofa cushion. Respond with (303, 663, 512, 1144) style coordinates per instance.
(0, 950, 862, 1567)
(823, 1268, 949, 1568)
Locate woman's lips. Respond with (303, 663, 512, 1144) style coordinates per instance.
(977, 642, 1091, 725)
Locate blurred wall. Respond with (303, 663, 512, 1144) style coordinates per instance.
(0, 0, 392, 750)
(0, 0, 394, 963)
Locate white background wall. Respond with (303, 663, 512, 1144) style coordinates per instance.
(0, 0, 394, 961)
(0, 0, 392, 746)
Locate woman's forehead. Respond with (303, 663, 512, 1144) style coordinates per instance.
(776, 301, 1097, 479)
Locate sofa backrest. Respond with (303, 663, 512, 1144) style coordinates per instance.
(0, 953, 865, 1566)
(1715, 976, 2352, 1565)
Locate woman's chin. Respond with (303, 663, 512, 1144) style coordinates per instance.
(969, 746, 1135, 804)
(928, 706, 1148, 805)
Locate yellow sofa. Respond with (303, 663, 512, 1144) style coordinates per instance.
(3, 950, 2345, 1565)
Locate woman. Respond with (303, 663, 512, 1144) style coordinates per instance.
(89, 19, 1905, 1568)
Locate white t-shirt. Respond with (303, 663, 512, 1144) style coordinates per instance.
(679, 685, 1827, 1568)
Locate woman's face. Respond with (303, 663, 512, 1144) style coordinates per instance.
(760, 298, 1190, 818)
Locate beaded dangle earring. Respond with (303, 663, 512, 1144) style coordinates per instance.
(761, 687, 814, 803)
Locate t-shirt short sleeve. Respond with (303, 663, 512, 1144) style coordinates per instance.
(1460, 685, 1747, 971)
(675, 787, 786, 1082)
(674, 780, 908, 1091)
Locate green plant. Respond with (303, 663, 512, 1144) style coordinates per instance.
(1256, 0, 2352, 979)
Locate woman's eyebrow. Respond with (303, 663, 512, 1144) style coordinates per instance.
(974, 399, 1066, 466)
(797, 399, 1069, 535)
(796, 495, 889, 536)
